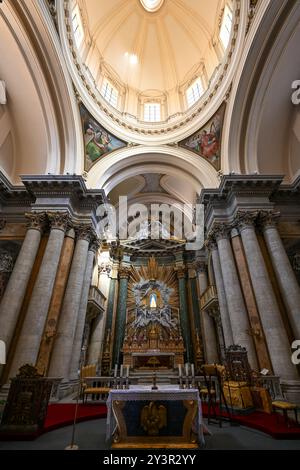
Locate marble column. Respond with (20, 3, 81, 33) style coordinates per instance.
(48, 225, 93, 380)
(177, 267, 192, 363)
(213, 224, 258, 369)
(9, 212, 70, 379)
(86, 313, 103, 366)
(237, 212, 298, 380)
(186, 266, 203, 368)
(209, 241, 234, 347)
(0, 213, 45, 354)
(101, 263, 118, 372)
(69, 240, 99, 380)
(196, 261, 218, 364)
(36, 229, 75, 375)
(113, 266, 130, 366)
(231, 228, 272, 372)
(260, 211, 300, 340)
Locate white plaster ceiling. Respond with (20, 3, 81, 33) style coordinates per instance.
(80, 0, 222, 93)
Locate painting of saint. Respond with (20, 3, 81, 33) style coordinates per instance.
(179, 103, 226, 171)
(80, 103, 126, 170)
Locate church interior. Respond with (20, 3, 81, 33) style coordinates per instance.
(0, 0, 300, 451)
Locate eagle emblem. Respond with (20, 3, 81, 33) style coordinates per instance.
(141, 401, 167, 435)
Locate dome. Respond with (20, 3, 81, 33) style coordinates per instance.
(63, 0, 239, 142)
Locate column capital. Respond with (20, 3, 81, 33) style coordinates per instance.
(98, 262, 112, 276)
(47, 211, 72, 232)
(258, 210, 280, 230)
(195, 260, 207, 274)
(0, 218, 6, 231)
(205, 238, 218, 252)
(210, 223, 230, 242)
(89, 236, 101, 253)
(74, 223, 94, 242)
(234, 211, 258, 232)
(25, 212, 47, 232)
(119, 266, 131, 279)
(175, 266, 186, 279)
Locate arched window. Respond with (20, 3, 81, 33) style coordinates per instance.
(150, 293, 157, 308)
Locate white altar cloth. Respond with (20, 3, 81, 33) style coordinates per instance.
(106, 387, 205, 445)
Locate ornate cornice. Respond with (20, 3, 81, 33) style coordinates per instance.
(25, 212, 47, 233)
(48, 211, 72, 232)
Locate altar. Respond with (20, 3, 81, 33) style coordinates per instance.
(106, 386, 204, 449)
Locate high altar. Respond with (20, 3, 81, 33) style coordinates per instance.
(122, 257, 185, 370)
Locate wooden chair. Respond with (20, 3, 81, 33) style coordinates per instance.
(272, 400, 299, 428)
(201, 364, 231, 427)
(80, 365, 112, 403)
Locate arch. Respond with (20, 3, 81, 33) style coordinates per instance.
(0, 1, 83, 183)
(86, 145, 219, 191)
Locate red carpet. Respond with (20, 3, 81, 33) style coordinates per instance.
(201, 403, 300, 439)
(44, 403, 107, 433)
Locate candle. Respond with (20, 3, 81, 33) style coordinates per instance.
(191, 363, 195, 377)
(127, 365, 130, 377)
(178, 364, 182, 377)
(114, 364, 118, 377)
(185, 363, 189, 377)
(120, 365, 124, 377)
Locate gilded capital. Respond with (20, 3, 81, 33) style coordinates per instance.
(25, 212, 47, 232)
(48, 211, 72, 232)
(119, 266, 131, 279)
(175, 266, 186, 279)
